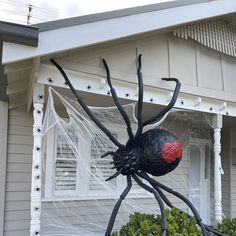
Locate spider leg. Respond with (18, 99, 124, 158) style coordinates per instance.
(51, 59, 124, 149)
(110, 160, 121, 165)
(138, 172, 209, 236)
(148, 181, 174, 208)
(135, 54, 144, 137)
(106, 168, 123, 181)
(101, 151, 121, 159)
(141, 175, 225, 236)
(111, 164, 122, 169)
(102, 59, 134, 140)
(132, 174, 167, 236)
(101, 151, 115, 158)
(105, 175, 132, 236)
(101, 152, 122, 170)
(143, 78, 181, 127)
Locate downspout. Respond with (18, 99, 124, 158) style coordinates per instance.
(0, 42, 8, 236)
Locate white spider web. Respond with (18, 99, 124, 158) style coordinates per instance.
(40, 87, 214, 235)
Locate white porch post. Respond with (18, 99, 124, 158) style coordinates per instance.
(30, 84, 44, 236)
(212, 114, 224, 224)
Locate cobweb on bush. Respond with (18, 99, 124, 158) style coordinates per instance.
(40, 87, 214, 236)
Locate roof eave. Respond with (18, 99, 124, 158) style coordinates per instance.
(34, 0, 208, 32)
(2, 0, 236, 64)
(0, 21, 38, 47)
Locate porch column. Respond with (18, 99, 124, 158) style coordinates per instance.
(212, 114, 223, 224)
(30, 84, 44, 236)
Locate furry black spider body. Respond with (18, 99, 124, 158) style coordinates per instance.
(51, 55, 223, 236)
(112, 129, 182, 177)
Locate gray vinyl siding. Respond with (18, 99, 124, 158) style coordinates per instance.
(4, 108, 33, 236)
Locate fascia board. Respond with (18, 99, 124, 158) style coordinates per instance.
(0, 21, 38, 47)
(35, 0, 208, 32)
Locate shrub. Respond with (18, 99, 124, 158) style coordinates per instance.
(217, 218, 236, 236)
(112, 208, 202, 236)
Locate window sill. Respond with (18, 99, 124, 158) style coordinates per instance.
(42, 192, 153, 202)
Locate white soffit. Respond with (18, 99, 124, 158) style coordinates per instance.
(2, 0, 236, 64)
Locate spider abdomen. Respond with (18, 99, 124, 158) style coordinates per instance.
(138, 129, 182, 176)
(113, 129, 182, 177)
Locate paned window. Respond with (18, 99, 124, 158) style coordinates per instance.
(44, 123, 144, 200)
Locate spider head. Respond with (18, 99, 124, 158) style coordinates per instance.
(114, 148, 139, 175)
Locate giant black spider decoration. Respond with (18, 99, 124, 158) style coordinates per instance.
(51, 56, 225, 236)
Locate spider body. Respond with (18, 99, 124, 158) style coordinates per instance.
(51, 55, 216, 236)
(113, 129, 182, 176)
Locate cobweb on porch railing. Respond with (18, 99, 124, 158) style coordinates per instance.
(40, 87, 214, 236)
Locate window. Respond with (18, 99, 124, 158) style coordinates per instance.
(44, 122, 144, 200)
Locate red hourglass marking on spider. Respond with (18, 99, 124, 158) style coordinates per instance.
(161, 141, 182, 164)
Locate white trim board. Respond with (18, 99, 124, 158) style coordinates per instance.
(37, 64, 236, 117)
(3, 0, 236, 64)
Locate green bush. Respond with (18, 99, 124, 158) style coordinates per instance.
(112, 208, 202, 236)
(217, 218, 236, 236)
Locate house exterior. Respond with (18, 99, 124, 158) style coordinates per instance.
(1, 0, 236, 235)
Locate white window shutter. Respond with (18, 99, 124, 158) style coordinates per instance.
(54, 129, 78, 191)
(89, 133, 117, 192)
(55, 160, 77, 190)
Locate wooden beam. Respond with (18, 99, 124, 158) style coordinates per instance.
(46, 60, 236, 103)
(37, 63, 236, 117)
